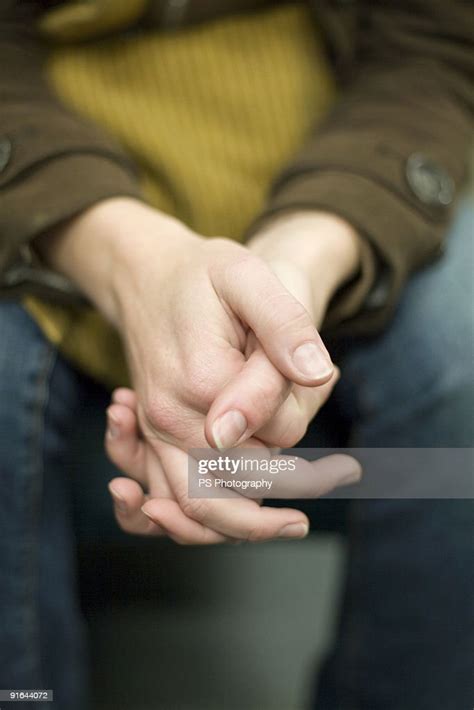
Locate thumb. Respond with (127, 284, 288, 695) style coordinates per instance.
(214, 256, 333, 386)
(204, 342, 289, 449)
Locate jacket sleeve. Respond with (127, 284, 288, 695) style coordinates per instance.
(0, 1, 141, 295)
(245, 0, 474, 337)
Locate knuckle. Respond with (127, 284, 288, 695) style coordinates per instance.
(245, 525, 269, 543)
(253, 290, 314, 342)
(104, 437, 118, 464)
(105, 440, 132, 476)
(268, 297, 312, 335)
(181, 355, 217, 408)
(207, 236, 242, 254)
(264, 399, 308, 448)
(142, 394, 177, 436)
(278, 415, 308, 448)
(219, 252, 261, 290)
(245, 379, 286, 430)
(114, 512, 135, 535)
(179, 492, 210, 523)
(225, 251, 258, 275)
(171, 533, 194, 546)
(207, 241, 252, 281)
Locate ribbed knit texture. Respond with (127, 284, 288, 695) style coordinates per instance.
(25, 2, 335, 388)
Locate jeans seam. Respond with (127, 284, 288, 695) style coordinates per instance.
(22, 341, 58, 685)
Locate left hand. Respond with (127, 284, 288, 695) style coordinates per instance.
(105, 385, 362, 544)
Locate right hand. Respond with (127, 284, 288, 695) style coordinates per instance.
(110, 207, 336, 452)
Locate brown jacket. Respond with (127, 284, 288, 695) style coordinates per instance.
(0, 0, 473, 336)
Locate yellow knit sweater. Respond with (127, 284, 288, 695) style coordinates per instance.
(25, 1, 335, 388)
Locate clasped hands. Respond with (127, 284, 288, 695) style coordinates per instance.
(39, 198, 362, 544)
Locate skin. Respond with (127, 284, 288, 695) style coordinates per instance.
(37, 198, 361, 543)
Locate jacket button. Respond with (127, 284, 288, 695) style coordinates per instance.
(406, 153, 454, 207)
(0, 137, 12, 173)
(365, 273, 390, 310)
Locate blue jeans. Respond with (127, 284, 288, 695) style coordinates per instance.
(0, 201, 473, 710)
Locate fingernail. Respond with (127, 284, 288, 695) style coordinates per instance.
(292, 343, 333, 380)
(212, 410, 247, 450)
(141, 506, 154, 521)
(108, 485, 127, 513)
(278, 522, 309, 539)
(106, 409, 120, 439)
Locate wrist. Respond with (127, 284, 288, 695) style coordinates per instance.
(110, 211, 201, 334)
(35, 197, 199, 327)
(248, 210, 361, 297)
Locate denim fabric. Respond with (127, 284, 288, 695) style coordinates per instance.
(308, 200, 474, 709)
(0, 303, 97, 710)
(0, 201, 472, 710)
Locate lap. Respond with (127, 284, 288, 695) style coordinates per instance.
(309, 200, 474, 708)
(0, 303, 91, 705)
(334, 197, 474, 447)
(0, 194, 472, 708)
